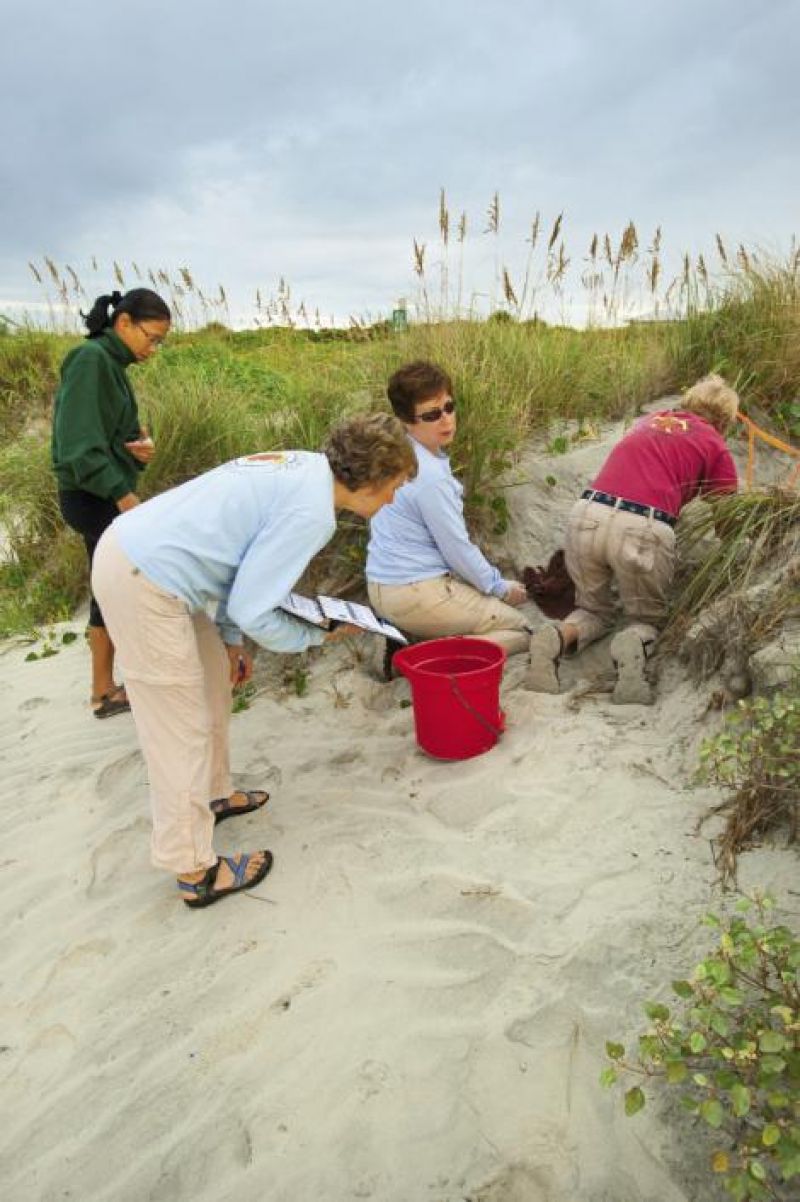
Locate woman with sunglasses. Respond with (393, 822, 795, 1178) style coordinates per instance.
(366, 360, 531, 654)
(52, 287, 170, 718)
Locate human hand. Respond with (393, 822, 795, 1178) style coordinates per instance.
(125, 428, 156, 464)
(116, 492, 140, 512)
(503, 581, 528, 607)
(227, 645, 253, 685)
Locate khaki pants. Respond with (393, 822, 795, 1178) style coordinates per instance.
(563, 499, 675, 649)
(92, 528, 233, 874)
(367, 575, 531, 654)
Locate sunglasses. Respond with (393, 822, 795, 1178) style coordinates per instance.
(415, 399, 456, 423)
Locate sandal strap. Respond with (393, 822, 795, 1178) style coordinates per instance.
(177, 860, 220, 897)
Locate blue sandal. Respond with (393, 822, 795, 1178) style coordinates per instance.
(210, 790, 270, 826)
(178, 851, 274, 909)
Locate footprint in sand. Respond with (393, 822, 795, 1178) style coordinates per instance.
(94, 749, 147, 802)
(9, 1023, 77, 1090)
(37, 938, 116, 999)
(269, 958, 336, 1012)
(357, 1058, 392, 1100)
(85, 817, 150, 897)
(19, 696, 50, 712)
(468, 1161, 557, 1202)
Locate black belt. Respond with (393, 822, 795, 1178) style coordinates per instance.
(581, 489, 677, 528)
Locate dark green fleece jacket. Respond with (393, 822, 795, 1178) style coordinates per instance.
(51, 330, 145, 500)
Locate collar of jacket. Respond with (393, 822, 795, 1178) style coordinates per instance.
(96, 328, 137, 368)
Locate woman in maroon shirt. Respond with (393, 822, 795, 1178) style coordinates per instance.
(527, 374, 739, 704)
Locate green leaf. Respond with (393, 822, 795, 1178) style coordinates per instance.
(672, 979, 694, 999)
(759, 1055, 787, 1076)
(599, 1066, 618, 1088)
(644, 1002, 670, 1022)
(700, 1099, 725, 1129)
(605, 1041, 625, 1061)
(726, 1174, 748, 1202)
(24, 651, 38, 661)
(749, 1160, 766, 1182)
(666, 1060, 688, 1084)
(762, 1124, 781, 1147)
(690, 1031, 708, 1053)
(624, 1087, 645, 1116)
(758, 1030, 786, 1053)
(61, 630, 78, 644)
(719, 987, 745, 1007)
(730, 1084, 750, 1117)
(710, 1012, 731, 1038)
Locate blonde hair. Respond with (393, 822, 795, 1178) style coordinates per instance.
(323, 412, 417, 491)
(682, 373, 739, 433)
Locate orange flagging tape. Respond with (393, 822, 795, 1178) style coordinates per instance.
(736, 412, 800, 489)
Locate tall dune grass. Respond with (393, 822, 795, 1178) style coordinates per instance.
(1, 218, 798, 634)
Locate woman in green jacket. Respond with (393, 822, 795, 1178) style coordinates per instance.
(52, 287, 171, 717)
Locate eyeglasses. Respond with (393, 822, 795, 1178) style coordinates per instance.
(134, 323, 167, 348)
(415, 399, 456, 423)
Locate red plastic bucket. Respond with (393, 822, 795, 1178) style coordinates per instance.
(393, 636, 507, 760)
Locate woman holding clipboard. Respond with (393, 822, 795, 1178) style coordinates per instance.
(92, 413, 416, 909)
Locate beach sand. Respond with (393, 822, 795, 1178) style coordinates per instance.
(1, 418, 796, 1201)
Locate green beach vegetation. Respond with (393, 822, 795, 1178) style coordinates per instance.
(1, 209, 799, 638)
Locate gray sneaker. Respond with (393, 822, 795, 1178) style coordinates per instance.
(610, 629, 654, 705)
(525, 625, 563, 693)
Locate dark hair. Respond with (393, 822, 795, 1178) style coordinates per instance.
(386, 360, 453, 422)
(82, 288, 171, 339)
(323, 413, 417, 491)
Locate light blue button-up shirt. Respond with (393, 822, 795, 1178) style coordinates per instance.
(114, 450, 335, 652)
(366, 439, 507, 596)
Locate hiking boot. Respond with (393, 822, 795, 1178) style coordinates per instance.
(525, 625, 563, 694)
(610, 628, 655, 705)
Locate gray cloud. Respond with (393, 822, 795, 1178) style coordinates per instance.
(2, 0, 798, 322)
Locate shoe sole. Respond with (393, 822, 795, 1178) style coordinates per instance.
(611, 633, 654, 705)
(525, 626, 562, 693)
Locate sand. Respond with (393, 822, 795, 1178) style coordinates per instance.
(1, 420, 796, 1202)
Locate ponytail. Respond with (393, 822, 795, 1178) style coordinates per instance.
(81, 287, 170, 339)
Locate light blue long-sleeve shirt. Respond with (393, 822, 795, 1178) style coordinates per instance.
(366, 439, 507, 596)
(113, 450, 335, 652)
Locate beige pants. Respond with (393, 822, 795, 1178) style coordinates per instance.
(564, 499, 675, 649)
(91, 528, 233, 874)
(367, 575, 531, 654)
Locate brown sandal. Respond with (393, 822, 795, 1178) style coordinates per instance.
(91, 689, 131, 719)
(210, 790, 270, 826)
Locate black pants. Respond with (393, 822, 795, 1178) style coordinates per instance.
(59, 489, 119, 628)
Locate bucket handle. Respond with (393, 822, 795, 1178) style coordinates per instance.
(448, 675, 505, 739)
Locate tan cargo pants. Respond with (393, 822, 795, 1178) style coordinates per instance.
(367, 575, 531, 654)
(563, 498, 676, 649)
(92, 528, 233, 874)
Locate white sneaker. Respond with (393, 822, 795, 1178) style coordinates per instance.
(525, 625, 563, 693)
(610, 629, 654, 705)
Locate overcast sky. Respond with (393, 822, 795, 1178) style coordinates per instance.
(2, 0, 798, 327)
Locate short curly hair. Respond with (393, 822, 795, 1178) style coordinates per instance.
(682, 373, 740, 433)
(323, 412, 417, 492)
